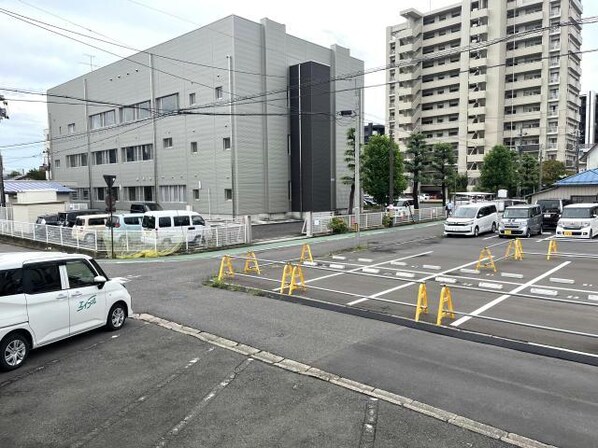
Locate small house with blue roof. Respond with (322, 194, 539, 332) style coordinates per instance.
(531, 169, 598, 204)
(3, 180, 73, 223)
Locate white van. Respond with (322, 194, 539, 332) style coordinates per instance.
(444, 202, 498, 237)
(555, 203, 598, 239)
(141, 210, 206, 246)
(0, 252, 133, 371)
(71, 214, 110, 243)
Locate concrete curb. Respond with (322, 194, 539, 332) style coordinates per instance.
(133, 313, 556, 448)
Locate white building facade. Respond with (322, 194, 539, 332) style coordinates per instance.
(386, 0, 583, 188)
(48, 16, 363, 218)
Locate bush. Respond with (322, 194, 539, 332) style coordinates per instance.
(328, 217, 349, 234)
(382, 213, 393, 228)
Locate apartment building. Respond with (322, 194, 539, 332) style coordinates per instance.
(386, 0, 583, 187)
(48, 16, 363, 218)
(580, 91, 597, 145)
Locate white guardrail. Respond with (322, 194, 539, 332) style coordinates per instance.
(0, 219, 247, 256)
(308, 207, 445, 235)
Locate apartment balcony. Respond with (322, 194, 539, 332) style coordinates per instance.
(422, 34, 461, 49)
(506, 111, 542, 122)
(510, 61, 543, 74)
(468, 73, 487, 84)
(421, 92, 460, 104)
(422, 77, 460, 89)
(505, 78, 541, 91)
(504, 94, 541, 108)
(398, 85, 414, 96)
(504, 128, 540, 139)
(470, 7, 488, 20)
(469, 57, 487, 69)
(468, 121, 485, 132)
(398, 71, 414, 82)
(546, 127, 558, 135)
(422, 61, 461, 76)
(422, 15, 461, 33)
(467, 138, 485, 147)
(549, 8, 561, 19)
(421, 122, 458, 132)
(507, 10, 544, 28)
(467, 153, 485, 163)
(509, 45, 543, 60)
(468, 105, 486, 117)
(468, 90, 486, 101)
(397, 114, 413, 125)
(400, 43, 414, 54)
(397, 28, 412, 40)
(470, 24, 488, 37)
(421, 105, 460, 118)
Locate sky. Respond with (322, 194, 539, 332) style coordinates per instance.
(1, 0, 597, 173)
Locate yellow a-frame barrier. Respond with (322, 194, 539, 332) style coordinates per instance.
(547, 239, 558, 260)
(414, 283, 428, 322)
(436, 286, 455, 326)
(476, 247, 496, 272)
(505, 238, 524, 261)
(299, 244, 313, 264)
(244, 251, 261, 274)
(217, 255, 234, 281)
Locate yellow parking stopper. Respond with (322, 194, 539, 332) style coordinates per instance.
(476, 247, 496, 272)
(280, 263, 294, 294)
(299, 243, 313, 264)
(244, 251, 261, 274)
(288, 264, 306, 295)
(505, 238, 524, 261)
(414, 283, 428, 322)
(436, 285, 455, 326)
(217, 255, 234, 281)
(547, 240, 558, 260)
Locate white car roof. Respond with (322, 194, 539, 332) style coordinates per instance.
(143, 210, 201, 217)
(564, 203, 597, 208)
(0, 252, 91, 270)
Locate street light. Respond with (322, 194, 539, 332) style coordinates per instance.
(103, 174, 116, 259)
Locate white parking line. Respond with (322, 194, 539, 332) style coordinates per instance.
(347, 258, 483, 306)
(451, 261, 571, 327)
(306, 251, 433, 284)
(483, 235, 498, 240)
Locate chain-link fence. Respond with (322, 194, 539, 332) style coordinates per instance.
(0, 219, 248, 257)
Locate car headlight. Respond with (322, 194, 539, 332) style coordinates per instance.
(581, 222, 590, 227)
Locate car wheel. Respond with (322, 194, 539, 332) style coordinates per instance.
(525, 228, 531, 238)
(106, 303, 127, 331)
(539, 225, 544, 236)
(473, 226, 479, 237)
(491, 222, 496, 233)
(0, 333, 29, 371)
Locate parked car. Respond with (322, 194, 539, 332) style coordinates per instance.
(103, 213, 144, 244)
(387, 198, 415, 216)
(498, 204, 543, 238)
(141, 210, 207, 247)
(555, 203, 598, 239)
(444, 202, 498, 237)
(57, 209, 103, 227)
(536, 198, 573, 229)
(35, 214, 60, 226)
(130, 202, 163, 214)
(0, 252, 132, 371)
(71, 214, 110, 243)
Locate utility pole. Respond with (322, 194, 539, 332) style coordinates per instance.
(575, 129, 581, 173)
(0, 95, 9, 208)
(354, 78, 362, 243)
(538, 145, 543, 192)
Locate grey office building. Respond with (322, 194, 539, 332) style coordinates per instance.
(48, 16, 363, 218)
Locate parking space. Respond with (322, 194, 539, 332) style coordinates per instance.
(223, 233, 598, 357)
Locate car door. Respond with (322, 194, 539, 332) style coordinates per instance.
(23, 261, 70, 346)
(64, 259, 107, 334)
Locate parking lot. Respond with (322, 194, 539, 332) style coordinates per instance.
(222, 231, 598, 358)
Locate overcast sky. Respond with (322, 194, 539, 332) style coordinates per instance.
(1, 0, 597, 172)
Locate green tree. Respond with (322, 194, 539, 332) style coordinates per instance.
(541, 159, 566, 187)
(519, 154, 539, 196)
(8, 170, 21, 178)
(480, 145, 517, 195)
(362, 135, 406, 205)
(340, 128, 357, 213)
(404, 132, 430, 210)
(448, 173, 468, 195)
(26, 168, 46, 180)
(430, 142, 456, 206)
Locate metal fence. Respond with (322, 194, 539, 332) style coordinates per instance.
(307, 207, 445, 235)
(0, 219, 248, 257)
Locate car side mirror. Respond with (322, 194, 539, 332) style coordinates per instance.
(94, 275, 107, 289)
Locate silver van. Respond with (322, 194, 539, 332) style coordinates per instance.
(498, 204, 543, 238)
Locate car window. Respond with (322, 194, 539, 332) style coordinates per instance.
(75, 218, 84, 226)
(192, 216, 205, 226)
(23, 263, 62, 294)
(158, 217, 171, 228)
(124, 216, 141, 225)
(142, 215, 155, 229)
(88, 218, 106, 226)
(0, 269, 23, 296)
(65, 260, 97, 288)
(173, 216, 190, 226)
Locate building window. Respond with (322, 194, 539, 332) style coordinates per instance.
(193, 189, 200, 200)
(92, 148, 118, 165)
(163, 137, 173, 149)
(122, 144, 153, 162)
(121, 100, 151, 123)
(156, 94, 179, 113)
(190, 141, 198, 153)
(215, 86, 223, 100)
(54, 159, 61, 168)
(67, 123, 76, 134)
(159, 185, 186, 203)
(94, 187, 119, 201)
(89, 110, 116, 130)
(223, 137, 231, 150)
(189, 93, 196, 105)
(143, 186, 154, 201)
(127, 187, 137, 201)
(225, 188, 232, 201)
